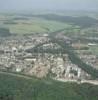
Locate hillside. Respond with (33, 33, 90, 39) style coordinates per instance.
(0, 73, 98, 100)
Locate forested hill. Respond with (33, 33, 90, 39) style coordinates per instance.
(33, 14, 98, 28)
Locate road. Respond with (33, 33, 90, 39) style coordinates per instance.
(0, 71, 33, 80)
(54, 78, 98, 86)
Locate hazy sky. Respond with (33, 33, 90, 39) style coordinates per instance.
(0, 0, 98, 11)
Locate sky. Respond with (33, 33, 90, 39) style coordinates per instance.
(0, 0, 98, 12)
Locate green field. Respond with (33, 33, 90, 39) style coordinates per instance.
(0, 14, 72, 34)
(0, 13, 98, 37)
(9, 20, 70, 34)
(0, 73, 98, 100)
(89, 45, 98, 55)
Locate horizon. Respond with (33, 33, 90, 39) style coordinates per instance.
(0, 0, 98, 13)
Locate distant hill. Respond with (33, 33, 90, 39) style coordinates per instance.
(33, 14, 98, 28)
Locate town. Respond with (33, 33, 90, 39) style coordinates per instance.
(0, 33, 98, 82)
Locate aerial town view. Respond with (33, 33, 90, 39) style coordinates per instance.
(0, 0, 98, 100)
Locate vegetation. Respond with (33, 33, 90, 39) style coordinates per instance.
(26, 36, 98, 78)
(0, 13, 98, 100)
(0, 14, 98, 37)
(33, 14, 98, 28)
(0, 14, 71, 35)
(89, 45, 98, 55)
(0, 73, 98, 100)
(53, 39, 98, 78)
(0, 28, 11, 37)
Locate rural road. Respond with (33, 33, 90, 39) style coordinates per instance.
(54, 78, 98, 85)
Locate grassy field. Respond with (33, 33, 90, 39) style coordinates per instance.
(0, 73, 98, 100)
(0, 13, 98, 37)
(9, 19, 70, 34)
(89, 45, 98, 55)
(0, 14, 72, 34)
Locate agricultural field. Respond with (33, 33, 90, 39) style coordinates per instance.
(0, 13, 98, 37)
(0, 14, 72, 35)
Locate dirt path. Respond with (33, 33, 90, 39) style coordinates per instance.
(0, 71, 33, 80)
(54, 78, 98, 85)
